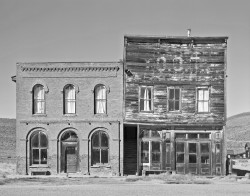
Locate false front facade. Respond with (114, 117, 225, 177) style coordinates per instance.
(123, 35, 228, 175)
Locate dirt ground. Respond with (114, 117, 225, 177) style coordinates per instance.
(1, 183, 250, 196)
(1, 163, 250, 196)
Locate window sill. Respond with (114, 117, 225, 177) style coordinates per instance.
(63, 114, 77, 117)
(139, 111, 154, 113)
(29, 165, 50, 168)
(94, 114, 108, 118)
(167, 111, 182, 114)
(32, 114, 47, 117)
(91, 165, 111, 168)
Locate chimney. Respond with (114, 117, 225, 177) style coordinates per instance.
(187, 29, 191, 37)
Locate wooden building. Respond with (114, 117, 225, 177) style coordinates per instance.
(123, 35, 228, 175)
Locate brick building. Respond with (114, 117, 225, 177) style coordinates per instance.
(12, 34, 228, 176)
(12, 62, 123, 175)
(123, 35, 228, 176)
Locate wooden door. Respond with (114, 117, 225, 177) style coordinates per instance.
(176, 142, 185, 174)
(187, 142, 198, 174)
(65, 146, 77, 173)
(199, 142, 211, 175)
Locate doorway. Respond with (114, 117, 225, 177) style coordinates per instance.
(176, 141, 211, 175)
(60, 131, 79, 173)
(124, 125, 137, 175)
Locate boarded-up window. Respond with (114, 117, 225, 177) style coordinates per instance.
(197, 88, 209, 113)
(30, 131, 48, 165)
(168, 88, 181, 112)
(140, 86, 153, 112)
(33, 84, 45, 114)
(64, 84, 76, 114)
(91, 131, 109, 165)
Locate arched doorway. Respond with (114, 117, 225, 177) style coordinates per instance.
(60, 130, 79, 173)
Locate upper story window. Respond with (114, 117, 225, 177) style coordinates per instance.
(94, 84, 107, 114)
(140, 86, 153, 112)
(33, 84, 45, 114)
(64, 84, 76, 114)
(30, 131, 48, 165)
(197, 87, 210, 113)
(168, 87, 181, 112)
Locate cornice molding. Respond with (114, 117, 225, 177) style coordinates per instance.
(21, 66, 119, 72)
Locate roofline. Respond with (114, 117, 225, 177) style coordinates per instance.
(124, 34, 229, 40)
(16, 61, 121, 65)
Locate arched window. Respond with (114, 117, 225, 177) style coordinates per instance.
(33, 84, 45, 114)
(64, 84, 76, 114)
(94, 84, 107, 114)
(91, 130, 109, 165)
(30, 131, 48, 165)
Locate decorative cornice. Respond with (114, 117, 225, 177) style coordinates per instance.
(21, 66, 119, 72)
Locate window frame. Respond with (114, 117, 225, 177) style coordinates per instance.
(30, 131, 48, 166)
(94, 84, 107, 114)
(32, 84, 46, 115)
(63, 84, 76, 114)
(91, 130, 109, 166)
(196, 87, 210, 113)
(139, 86, 154, 113)
(167, 87, 181, 113)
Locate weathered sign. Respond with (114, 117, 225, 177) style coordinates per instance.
(232, 159, 250, 171)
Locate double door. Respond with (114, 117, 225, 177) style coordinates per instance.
(176, 141, 211, 175)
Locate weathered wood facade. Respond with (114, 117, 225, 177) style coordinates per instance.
(123, 35, 228, 175)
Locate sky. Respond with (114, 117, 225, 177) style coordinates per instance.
(0, 0, 250, 118)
